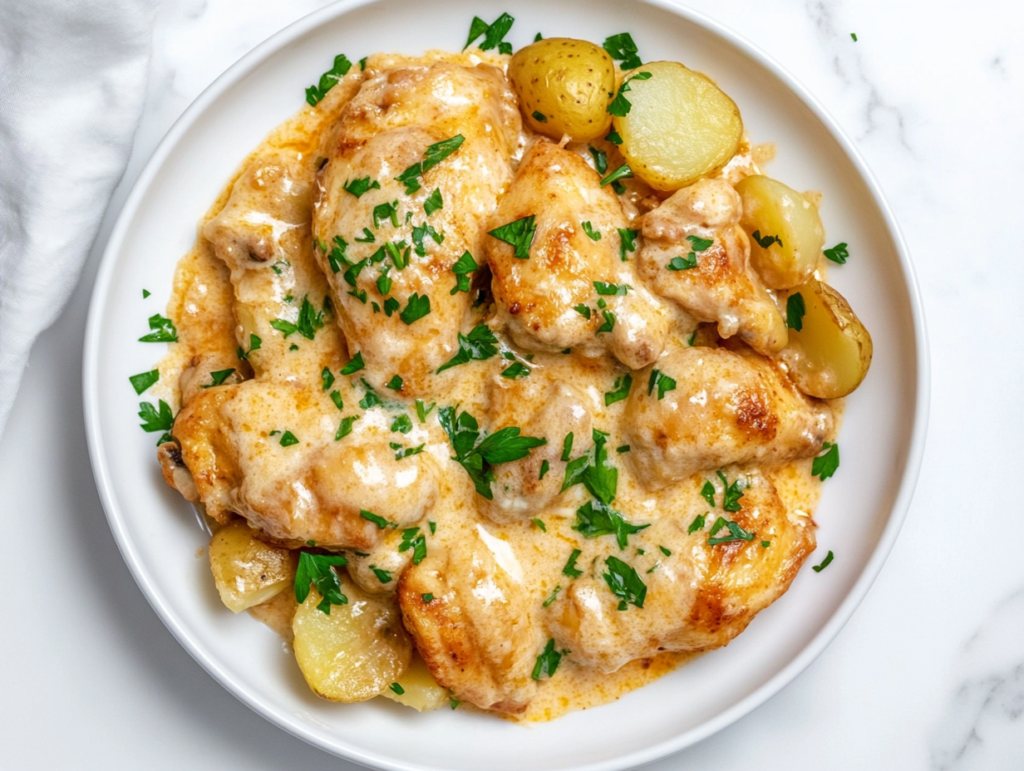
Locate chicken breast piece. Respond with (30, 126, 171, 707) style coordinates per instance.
(486, 140, 670, 370)
(547, 472, 815, 672)
(625, 345, 832, 489)
(481, 377, 594, 524)
(638, 177, 787, 356)
(398, 524, 541, 713)
(313, 61, 520, 392)
(166, 147, 439, 550)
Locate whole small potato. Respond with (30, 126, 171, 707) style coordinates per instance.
(780, 280, 873, 399)
(509, 38, 616, 141)
(613, 61, 743, 190)
(293, 579, 412, 703)
(208, 520, 295, 614)
(737, 175, 825, 289)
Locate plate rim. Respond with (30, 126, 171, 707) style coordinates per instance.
(83, 0, 931, 768)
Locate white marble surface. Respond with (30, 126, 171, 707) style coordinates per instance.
(1, 0, 1022, 768)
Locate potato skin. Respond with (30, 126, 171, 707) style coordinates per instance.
(613, 61, 743, 190)
(780, 280, 873, 398)
(736, 175, 825, 289)
(509, 38, 615, 141)
(208, 520, 295, 614)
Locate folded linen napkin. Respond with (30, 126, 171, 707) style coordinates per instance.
(0, 0, 156, 439)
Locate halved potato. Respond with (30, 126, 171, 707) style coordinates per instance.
(509, 38, 616, 141)
(380, 652, 449, 712)
(613, 61, 743, 190)
(779, 280, 872, 398)
(292, 578, 412, 702)
(208, 520, 295, 613)
(736, 175, 825, 289)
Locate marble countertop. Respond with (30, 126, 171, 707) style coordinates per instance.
(2, 0, 1021, 768)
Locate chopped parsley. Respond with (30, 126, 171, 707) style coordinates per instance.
(276, 431, 299, 447)
(437, 406, 547, 499)
(386, 374, 403, 391)
(603, 32, 642, 70)
(667, 254, 698, 271)
(360, 510, 392, 529)
(399, 293, 431, 325)
(603, 556, 646, 610)
(824, 242, 849, 264)
(574, 304, 591, 320)
(752, 230, 783, 248)
(532, 638, 567, 680)
(321, 367, 335, 391)
(236, 333, 261, 361)
(422, 593, 435, 603)
(501, 361, 530, 379)
(605, 129, 623, 145)
(700, 480, 716, 508)
(542, 586, 561, 607)
(129, 369, 159, 395)
(647, 368, 676, 400)
(717, 470, 744, 512)
(138, 400, 174, 445)
(411, 222, 444, 256)
(659, 545, 672, 557)
(359, 379, 382, 409)
(596, 309, 616, 334)
(335, 415, 358, 440)
(594, 281, 630, 296)
(304, 54, 352, 106)
(582, 221, 602, 241)
(423, 188, 444, 216)
(139, 314, 178, 343)
(561, 432, 574, 462)
(356, 229, 376, 246)
(371, 565, 393, 584)
(450, 250, 479, 295)
(488, 215, 537, 259)
(415, 400, 436, 422)
(204, 368, 235, 388)
(463, 12, 515, 54)
(396, 134, 465, 194)
(373, 200, 400, 229)
(588, 146, 608, 175)
(786, 292, 806, 331)
(688, 513, 706, 534)
(607, 72, 651, 118)
(561, 429, 618, 505)
(343, 176, 380, 198)
(391, 414, 413, 434)
(539, 459, 550, 479)
(532, 111, 547, 123)
(600, 163, 634, 188)
(812, 442, 840, 480)
(384, 240, 410, 270)
(389, 682, 404, 694)
(813, 550, 835, 572)
(294, 551, 349, 613)
(617, 228, 638, 261)
(327, 236, 349, 273)
(270, 295, 325, 340)
(399, 526, 427, 564)
(330, 390, 344, 411)
(341, 351, 365, 375)
(532, 518, 547, 532)
(573, 499, 649, 549)
(436, 323, 499, 372)
(604, 374, 633, 406)
(142, 289, 151, 298)
(562, 548, 584, 578)
(707, 516, 755, 545)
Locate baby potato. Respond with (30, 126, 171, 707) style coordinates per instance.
(293, 579, 412, 703)
(380, 652, 449, 712)
(509, 38, 616, 141)
(736, 175, 825, 289)
(780, 280, 873, 399)
(613, 60, 743, 190)
(208, 520, 295, 614)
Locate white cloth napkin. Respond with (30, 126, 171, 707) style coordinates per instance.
(0, 0, 156, 439)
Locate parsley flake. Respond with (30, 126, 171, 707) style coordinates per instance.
(532, 638, 567, 680)
(824, 242, 849, 264)
(700, 480, 716, 508)
(812, 442, 840, 480)
(138, 400, 174, 445)
(489, 215, 537, 259)
(321, 367, 335, 391)
(341, 352, 365, 375)
(603, 556, 646, 610)
(373, 200, 400, 230)
(543, 586, 562, 607)
(399, 293, 431, 325)
(501, 361, 530, 379)
(464, 12, 515, 53)
(600, 163, 634, 187)
(752, 230, 783, 248)
(129, 369, 159, 395)
(389, 682, 404, 694)
(617, 228, 638, 261)
(386, 374, 403, 391)
(607, 72, 651, 118)
(786, 292, 806, 331)
(450, 250, 479, 295)
(532, 111, 548, 123)
(294, 551, 349, 613)
(813, 550, 835, 572)
(594, 281, 630, 296)
(603, 32, 642, 70)
(371, 565, 393, 584)
(335, 415, 358, 440)
(707, 516, 755, 545)
(604, 374, 633, 406)
(717, 470, 744, 512)
(588, 146, 608, 175)
(563, 548, 584, 579)
(424, 188, 444, 216)
(436, 323, 499, 372)
(582, 221, 602, 241)
(343, 177, 380, 198)
(667, 253, 698, 271)
(573, 499, 649, 549)
(688, 513, 706, 534)
(305, 54, 352, 106)
(396, 135, 465, 194)
(399, 527, 427, 564)
(647, 369, 676, 400)
(139, 314, 178, 343)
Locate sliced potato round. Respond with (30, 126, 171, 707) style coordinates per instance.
(293, 579, 412, 702)
(613, 61, 743, 190)
(780, 280, 872, 399)
(509, 38, 616, 141)
(208, 520, 295, 614)
(736, 175, 825, 289)
(380, 652, 449, 712)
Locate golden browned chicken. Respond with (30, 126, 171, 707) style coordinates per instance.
(638, 177, 788, 356)
(624, 344, 832, 489)
(546, 471, 816, 672)
(312, 61, 521, 393)
(486, 140, 670, 370)
(163, 148, 438, 551)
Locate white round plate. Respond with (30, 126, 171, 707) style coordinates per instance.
(84, 0, 928, 769)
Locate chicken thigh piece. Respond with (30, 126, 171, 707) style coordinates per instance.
(164, 148, 439, 550)
(638, 177, 787, 356)
(486, 140, 670, 370)
(547, 471, 815, 673)
(398, 525, 542, 714)
(625, 345, 832, 489)
(313, 61, 521, 391)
